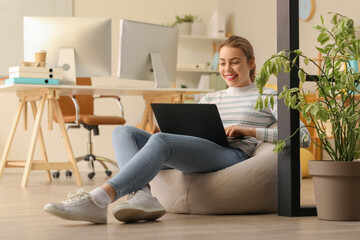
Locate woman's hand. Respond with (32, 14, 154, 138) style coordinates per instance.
(224, 125, 256, 138)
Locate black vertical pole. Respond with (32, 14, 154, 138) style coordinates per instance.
(277, 0, 316, 216)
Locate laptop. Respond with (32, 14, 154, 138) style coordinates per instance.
(151, 103, 229, 146)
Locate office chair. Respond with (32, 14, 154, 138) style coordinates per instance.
(53, 77, 126, 179)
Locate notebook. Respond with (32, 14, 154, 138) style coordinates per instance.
(151, 103, 229, 146)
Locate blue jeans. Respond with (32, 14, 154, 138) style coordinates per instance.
(107, 125, 249, 201)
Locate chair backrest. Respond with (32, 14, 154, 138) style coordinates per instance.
(58, 77, 94, 118)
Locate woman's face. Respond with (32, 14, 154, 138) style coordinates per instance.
(219, 46, 255, 88)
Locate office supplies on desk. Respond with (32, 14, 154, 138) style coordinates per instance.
(9, 72, 62, 79)
(5, 77, 59, 85)
(9, 66, 63, 79)
(9, 66, 63, 74)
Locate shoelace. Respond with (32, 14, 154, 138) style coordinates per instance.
(61, 188, 91, 205)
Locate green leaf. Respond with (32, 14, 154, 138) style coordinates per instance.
(316, 46, 328, 54)
(284, 61, 291, 73)
(317, 32, 330, 45)
(301, 133, 309, 143)
(331, 14, 338, 24)
(303, 57, 310, 66)
(264, 95, 269, 108)
(255, 97, 264, 110)
(313, 24, 324, 31)
(271, 61, 279, 77)
(273, 140, 285, 153)
(278, 90, 286, 99)
(294, 49, 303, 55)
(290, 95, 297, 108)
(270, 95, 275, 109)
(298, 69, 306, 83)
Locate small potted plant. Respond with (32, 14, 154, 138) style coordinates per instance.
(255, 12, 360, 220)
(172, 14, 199, 35)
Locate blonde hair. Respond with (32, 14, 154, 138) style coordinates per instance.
(219, 35, 256, 82)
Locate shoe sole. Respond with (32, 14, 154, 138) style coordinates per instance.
(113, 207, 166, 223)
(44, 204, 107, 224)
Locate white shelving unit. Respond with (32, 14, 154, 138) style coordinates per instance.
(176, 34, 226, 88)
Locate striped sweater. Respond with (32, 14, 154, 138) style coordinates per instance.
(199, 83, 310, 156)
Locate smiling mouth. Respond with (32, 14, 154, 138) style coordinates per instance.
(225, 74, 238, 81)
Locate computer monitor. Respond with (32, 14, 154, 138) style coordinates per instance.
(23, 17, 111, 85)
(117, 20, 178, 88)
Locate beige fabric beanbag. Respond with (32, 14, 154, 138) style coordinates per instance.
(150, 142, 278, 214)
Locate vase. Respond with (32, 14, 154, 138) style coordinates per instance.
(309, 160, 360, 221)
(191, 22, 205, 36)
(177, 22, 191, 35)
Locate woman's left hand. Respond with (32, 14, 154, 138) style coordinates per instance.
(224, 125, 256, 138)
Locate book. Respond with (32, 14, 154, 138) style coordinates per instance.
(9, 72, 62, 79)
(210, 52, 219, 70)
(9, 66, 63, 74)
(5, 77, 59, 85)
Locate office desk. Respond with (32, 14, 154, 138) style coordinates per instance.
(0, 84, 212, 187)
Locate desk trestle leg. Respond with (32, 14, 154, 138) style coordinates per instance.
(30, 101, 52, 183)
(0, 98, 26, 180)
(0, 88, 82, 187)
(21, 94, 48, 187)
(53, 99, 82, 186)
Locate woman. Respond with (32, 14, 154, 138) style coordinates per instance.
(44, 35, 310, 224)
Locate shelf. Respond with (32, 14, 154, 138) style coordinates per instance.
(177, 68, 218, 73)
(178, 35, 227, 41)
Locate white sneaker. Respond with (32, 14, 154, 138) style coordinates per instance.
(113, 190, 166, 223)
(44, 188, 107, 224)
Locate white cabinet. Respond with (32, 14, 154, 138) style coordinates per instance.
(175, 34, 226, 88)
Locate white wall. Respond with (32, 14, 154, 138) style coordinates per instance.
(220, 0, 277, 85)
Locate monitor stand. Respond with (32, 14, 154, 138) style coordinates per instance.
(58, 48, 77, 85)
(150, 51, 171, 88)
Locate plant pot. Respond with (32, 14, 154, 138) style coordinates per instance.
(177, 22, 191, 35)
(309, 160, 360, 221)
(191, 22, 205, 36)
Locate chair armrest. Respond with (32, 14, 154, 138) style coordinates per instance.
(93, 95, 125, 118)
(98, 95, 120, 100)
(61, 94, 81, 127)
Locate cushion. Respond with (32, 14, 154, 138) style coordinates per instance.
(150, 142, 278, 214)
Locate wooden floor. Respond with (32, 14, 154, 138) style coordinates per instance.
(1, 171, 360, 240)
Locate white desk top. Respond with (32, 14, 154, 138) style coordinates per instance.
(0, 83, 213, 96)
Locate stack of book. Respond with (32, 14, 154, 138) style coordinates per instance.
(6, 66, 63, 85)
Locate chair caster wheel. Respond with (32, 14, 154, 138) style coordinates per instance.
(105, 170, 112, 177)
(52, 171, 60, 178)
(88, 172, 95, 179)
(65, 170, 72, 177)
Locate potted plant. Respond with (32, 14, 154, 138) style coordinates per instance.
(254, 12, 360, 220)
(172, 14, 199, 35)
